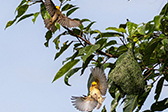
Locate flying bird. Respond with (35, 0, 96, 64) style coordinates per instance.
(71, 67, 108, 111)
(44, 0, 81, 32)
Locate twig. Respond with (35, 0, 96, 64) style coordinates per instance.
(143, 63, 159, 80)
(63, 26, 117, 58)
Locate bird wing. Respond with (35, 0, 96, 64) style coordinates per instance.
(44, 0, 58, 17)
(71, 96, 98, 111)
(91, 67, 108, 96)
(57, 14, 81, 27)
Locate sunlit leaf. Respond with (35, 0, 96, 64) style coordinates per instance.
(32, 12, 39, 23)
(40, 3, 50, 19)
(54, 41, 73, 60)
(137, 25, 146, 35)
(127, 21, 138, 37)
(106, 27, 126, 33)
(64, 67, 81, 86)
(66, 7, 79, 17)
(154, 15, 163, 30)
(52, 59, 80, 82)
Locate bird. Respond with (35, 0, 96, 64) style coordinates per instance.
(71, 67, 108, 111)
(43, 0, 81, 32)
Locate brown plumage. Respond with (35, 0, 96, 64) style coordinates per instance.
(71, 67, 108, 111)
(44, 0, 81, 32)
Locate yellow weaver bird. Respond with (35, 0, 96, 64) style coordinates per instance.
(71, 67, 108, 111)
(44, 0, 81, 32)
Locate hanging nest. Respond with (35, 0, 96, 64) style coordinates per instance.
(108, 48, 145, 95)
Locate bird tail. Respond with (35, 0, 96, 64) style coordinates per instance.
(44, 19, 55, 32)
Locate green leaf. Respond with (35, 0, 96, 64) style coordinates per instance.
(66, 7, 79, 17)
(135, 53, 143, 60)
(44, 30, 52, 47)
(62, 4, 75, 11)
(40, 3, 50, 19)
(105, 40, 117, 48)
(96, 32, 123, 39)
(81, 19, 91, 23)
(62, 51, 79, 64)
(154, 15, 164, 30)
(54, 41, 73, 60)
(5, 19, 16, 29)
(53, 31, 67, 50)
(137, 84, 153, 111)
(17, 4, 29, 18)
(106, 27, 126, 33)
(137, 25, 146, 35)
(101, 106, 107, 112)
(85, 21, 96, 31)
(127, 22, 138, 37)
(32, 12, 39, 23)
(123, 95, 138, 112)
(79, 44, 100, 62)
(81, 55, 94, 75)
(15, 0, 27, 12)
(154, 77, 164, 101)
(143, 38, 160, 64)
(52, 59, 80, 82)
(111, 89, 121, 112)
(16, 13, 34, 23)
(64, 67, 81, 86)
(95, 38, 107, 50)
(151, 98, 168, 111)
(59, 0, 64, 3)
(160, 3, 168, 15)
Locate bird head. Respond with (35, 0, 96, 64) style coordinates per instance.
(91, 81, 98, 86)
(55, 6, 60, 10)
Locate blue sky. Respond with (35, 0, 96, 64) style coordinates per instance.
(0, 0, 168, 112)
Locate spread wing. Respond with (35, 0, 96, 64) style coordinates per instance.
(57, 14, 81, 27)
(44, 0, 57, 17)
(71, 96, 98, 111)
(91, 67, 108, 96)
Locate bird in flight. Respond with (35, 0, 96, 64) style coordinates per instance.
(44, 0, 81, 32)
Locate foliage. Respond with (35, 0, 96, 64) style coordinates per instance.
(5, 0, 168, 112)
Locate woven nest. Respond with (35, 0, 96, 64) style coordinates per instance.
(109, 50, 145, 94)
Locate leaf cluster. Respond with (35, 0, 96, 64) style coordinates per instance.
(5, 1, 168, 112)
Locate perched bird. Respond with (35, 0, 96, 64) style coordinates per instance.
(71, 67, 108, 111)
(43, 0, 81, 32)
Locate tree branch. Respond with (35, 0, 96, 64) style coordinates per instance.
(63, 26, 117, 58)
